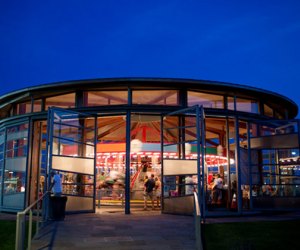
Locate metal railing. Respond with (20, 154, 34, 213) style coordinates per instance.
(194, 191, 204, 250)
(15, 191, 50, 250)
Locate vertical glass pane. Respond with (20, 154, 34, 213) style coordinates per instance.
(96, 115, 126, 208)
(3, 123, 28, 209)
(16, 102, 31, 115)
(205, 118, 229, 209)
(33, 99, 42, 112)
(239, 121, 250, 209)
(228, 118, 237, 209)
(130, 115, 162, 210)
(0, 129, 4, 201)
(227, 97, 235, 110)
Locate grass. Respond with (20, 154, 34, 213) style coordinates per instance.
(0, 220, 36, 250)
(1, 218, 300, 250)
(0, 220, 16, 250)
(204, 219, 300, 250)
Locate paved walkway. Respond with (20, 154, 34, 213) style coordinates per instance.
(2, 208, 300, 250)
(31, 209, 196, 250)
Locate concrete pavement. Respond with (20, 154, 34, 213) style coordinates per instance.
(31, 208, 196, 250)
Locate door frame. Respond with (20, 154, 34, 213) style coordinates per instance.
(161, 105, 206, 218)
(45, 107, 97, 214)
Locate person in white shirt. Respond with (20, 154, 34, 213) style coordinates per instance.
(185, 175, 194, 195)
(212, 174, 223, 204)
(50, 170, 62, 196)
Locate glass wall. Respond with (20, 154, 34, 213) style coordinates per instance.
(0, 85, 295, 122)
(3, 122, 28, 209)
(249, 120, 300, 209)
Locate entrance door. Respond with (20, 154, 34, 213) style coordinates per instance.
(46, 107, 96, 213)
(162, 106, 205, 216)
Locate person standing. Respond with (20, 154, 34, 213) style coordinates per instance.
(50, 170, 62, 196)
(154, 177, 162, 208)
(143, 174, 155, 210)
(185, 175, 194, 195)
(212, 174, 223, 204)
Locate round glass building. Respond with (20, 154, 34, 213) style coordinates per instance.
(0, 78, 299, 216)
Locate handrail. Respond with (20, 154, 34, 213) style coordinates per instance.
(194, 191, 203, 250)
(130, 166, 142, 189)
(15, 191, 50, 250)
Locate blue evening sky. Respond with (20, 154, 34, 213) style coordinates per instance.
(0, 0, 300, 116)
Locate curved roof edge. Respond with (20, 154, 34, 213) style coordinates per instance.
(0, 77, 298, 118)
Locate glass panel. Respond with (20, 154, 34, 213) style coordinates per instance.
(130, 115, 162, 209)
(85, 91, 128, 106)
(16, 102, 31, 115)
(96, 115, 126, 208)
(50, 109, 96, 206)
(61, 171, 94, 197)
(205, 118, 230, 209)
(3, 123, 28, 209)
(264, 104, 273, 117)
(249, 120, 300, 211)
(236, 98, 259, 114)
(255, 120, 298, 136)
(164, 175, 197, 197)
(227, 97, 235, 110)
(52, 112, 95, 158)
(188, 91, 224, 108)
(251, 148, 300, 198)
(28, 121, 47, 206)
(45, 93, 75, 110)
(132, 90, 178, 105)
(0, 129, 4, 201)
(6, 124, 28, 158)
(228, 118, 237, 209)
(33, 99, 42, 112)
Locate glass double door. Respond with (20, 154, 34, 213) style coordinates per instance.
(45, 109, 206, 214)
(95, 114, 163, 212)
